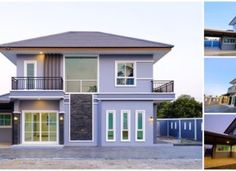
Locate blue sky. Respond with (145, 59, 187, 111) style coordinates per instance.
(205, 115, 235, 134)
(205, 2, 236, 30)
(205, 58, 236, 96)
(0, 2, 202, 101)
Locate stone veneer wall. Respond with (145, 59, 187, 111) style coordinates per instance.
(70, 94, 93, 140)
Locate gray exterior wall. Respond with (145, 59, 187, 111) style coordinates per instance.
(100, 100, 153, 146)
(221, 37, 236, 50)
(0, 128, 12, 143)
(99, 54, 153, 92)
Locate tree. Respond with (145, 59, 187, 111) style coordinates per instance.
(157, 95, 202, 118)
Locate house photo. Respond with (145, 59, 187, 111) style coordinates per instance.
(0, 31, 175, 146)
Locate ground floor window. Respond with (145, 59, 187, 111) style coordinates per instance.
(23, 111, 58, 143)
(106, 110, 116, 141)
(0, 113, 11, 128)
(121, 110, 130, 141)
(135, 110, 145, 141)
(216, 144, 231, 152)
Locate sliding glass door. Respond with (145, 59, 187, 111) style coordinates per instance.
(24, 112, 58, 144)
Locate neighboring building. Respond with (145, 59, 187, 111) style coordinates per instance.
(204, 95, 229, 106)
(204, 16, 236, 50)
(226, 78, 236, 106)
(0, 31, 175, 146)
(156, 118, 202, 142)
(205, 118, 236, 158)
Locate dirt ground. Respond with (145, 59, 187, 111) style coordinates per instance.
(0, 158, 202, 169)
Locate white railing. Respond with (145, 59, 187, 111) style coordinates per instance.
(66, 79, 97, 92)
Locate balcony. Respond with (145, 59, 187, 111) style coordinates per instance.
(12, 77, 63, 90)
(152, 80, 174, 93)
(228, 85, 236, 94)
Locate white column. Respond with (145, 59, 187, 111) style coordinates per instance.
(179, 120, 181, 139)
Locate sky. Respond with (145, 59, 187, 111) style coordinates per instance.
(205, 114, 236, 134)
(0, 1, 203, 101)
(205, 2, 236, 30)
(204, 58, 236, 96)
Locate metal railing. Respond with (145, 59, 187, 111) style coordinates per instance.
(12, 77, 63, 90)
(152, 80, 174, 93)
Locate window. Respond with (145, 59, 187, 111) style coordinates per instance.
(24, 61, 37, 89)
(224, 38, 236, 44)
(65, 56, 97, 92)
(171, 122, 173, 129)
(121, 110, 130, 141)
(189, 122, 192, 130)
(216, 145, 231, 152)
(0, 114, 11, 127)
(106, 110, 116, 141)
(116, 61, 135, 86)
(184, 122, 186, 130)
(135, 110, 145, 141)
(174, 122, 177, 129)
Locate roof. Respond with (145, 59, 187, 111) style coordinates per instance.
(205, 130, 236, 145)
(224, 118, 236, 134)
(205, 28, 236, 37)
(229, 16, 236, 26)
(230, 78, 236, 84)
(0, 93, 10, 103)
(0, 31, 173, 48)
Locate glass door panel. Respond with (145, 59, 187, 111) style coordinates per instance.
(24, 112, 57, 143)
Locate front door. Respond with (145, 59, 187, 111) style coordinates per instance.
(23, 112, 58, 144)
(24, 61, 36, 89)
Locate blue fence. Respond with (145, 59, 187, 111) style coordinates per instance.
(157, 118, 202, 142)
(204, 40, 220, 48)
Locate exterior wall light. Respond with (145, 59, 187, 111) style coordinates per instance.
(14, 116, 18, 121)
(227, 141, 230, 144)
(59, 116, 64, 121)
(39, 51, 43, 54)
(149, 116, 154, 121)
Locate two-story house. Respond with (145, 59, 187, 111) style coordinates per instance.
(0, 32, 174, 146)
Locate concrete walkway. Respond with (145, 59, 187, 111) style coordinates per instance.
(0, 146, 202, 160)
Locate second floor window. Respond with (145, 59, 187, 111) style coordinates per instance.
(116, 62, 135, 86)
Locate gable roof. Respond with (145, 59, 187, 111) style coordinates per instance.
(0, 31, 173, 48)
(229, 16, 236, 26)
(224, 118, 236, 134)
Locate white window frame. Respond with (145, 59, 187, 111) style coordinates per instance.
(121, 110, 131, 142)
(115, 61, 136, 87)
(184, 122, 186, 130)
(223, 37, 236, 44)
(135, 110, 145, 142)
(22, 110, 59, 145)
(174, 122, 177, 129)
(106, 110, 116, 142)
(189, 122, 192, 130)
(23, 60, 37, 90)
(0, 113, 12, 128)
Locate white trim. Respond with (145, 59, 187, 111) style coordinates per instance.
(120, 110, 131, 142)
(94, 98, 175, 101)
(63, 54, 99, 93)
(135, 110, 145, 142)
(22, 110, 59, 145)
(105, 110, 116, 142)
(156, 118, 202, 121)
(174, 122, 177, 130)
(95, 92, 175, 95)
(9, 96, 64, 100)
(0, 113, 12, 128)
(68, 94, 94, 143)
(115, 60, 136, 87)
(135, 60, 154, 63)
(170, 122, 173, 129)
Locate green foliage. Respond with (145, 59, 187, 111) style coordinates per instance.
(157, 95, 202, 118)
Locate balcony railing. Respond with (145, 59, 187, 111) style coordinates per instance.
(12, 77, 63, 90)
(152, 80, 174, 93)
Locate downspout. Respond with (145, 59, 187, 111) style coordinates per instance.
(194, 119, 197, 141)
(153, 104, 157, 144)
(178, 120, 181, 139)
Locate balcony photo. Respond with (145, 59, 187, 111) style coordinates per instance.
(204, 58, 236, 113)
